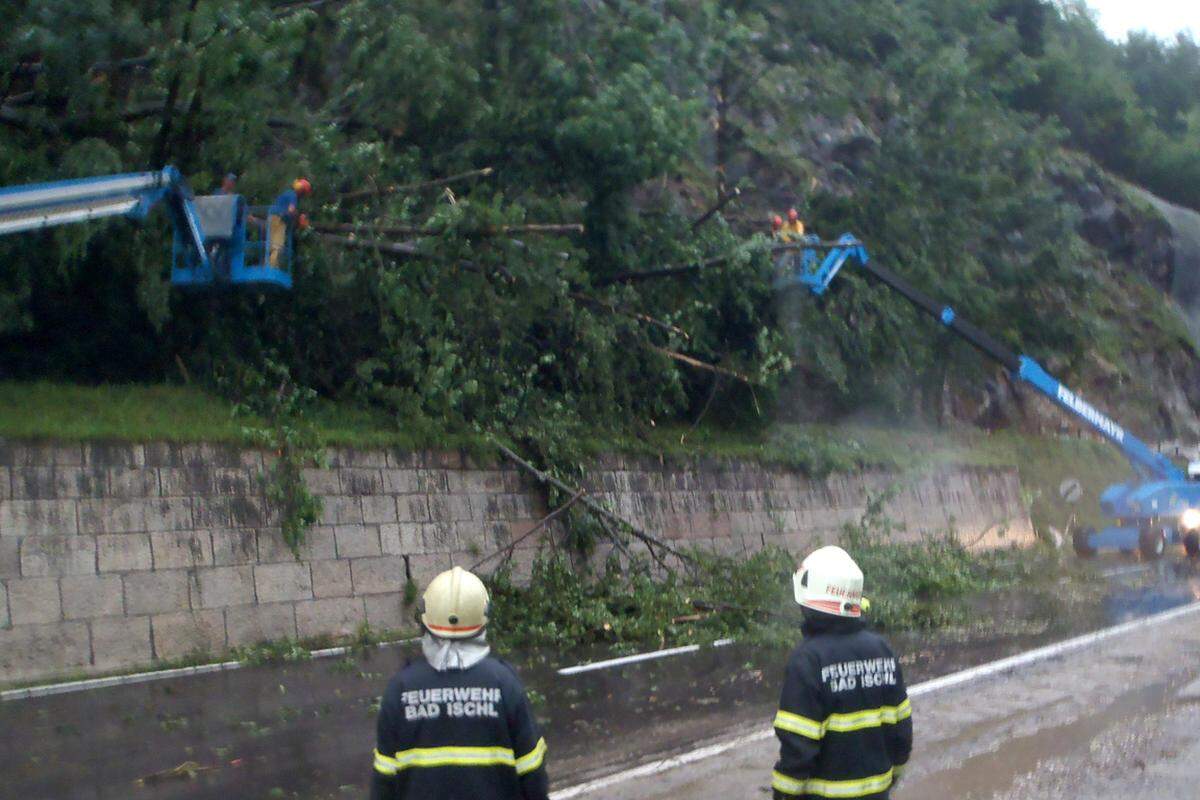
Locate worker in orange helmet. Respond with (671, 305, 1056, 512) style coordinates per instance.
(268, 177, 313, 267)
(771, 213, 787, 242)
(786, 208, 805, 239)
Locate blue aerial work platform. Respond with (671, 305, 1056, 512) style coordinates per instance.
(0, 166, 292, 290)
(778, 233, 1200, 560)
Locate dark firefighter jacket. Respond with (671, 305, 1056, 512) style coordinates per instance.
(773, 614, 912, 799)
(371, 655, 549, 800)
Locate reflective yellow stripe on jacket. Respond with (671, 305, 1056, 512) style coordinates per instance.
(373, 739, 548, 776)
(772, 768, 895, 798)
(773, 698, 911, 741)
(515, 737, 548, 775)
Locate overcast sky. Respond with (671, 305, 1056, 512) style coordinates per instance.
(1085, 0, 1199, 41)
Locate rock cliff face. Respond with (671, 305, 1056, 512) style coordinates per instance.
(947, 164, 1200, 440)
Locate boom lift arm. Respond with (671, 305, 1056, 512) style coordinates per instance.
(0, 166, 209, 270)
(788, 234, 1185, 483)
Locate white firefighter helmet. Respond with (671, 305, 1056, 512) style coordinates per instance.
(420, 566, 490, 639)
(793, 545, 864, 618)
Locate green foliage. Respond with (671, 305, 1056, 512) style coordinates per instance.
(839, 493, 1063, 629)
(0, 0, 1197, 447)
(230, 638, 313, 666)
(222, 358, 324, 555)
(487, 549, 798, 653)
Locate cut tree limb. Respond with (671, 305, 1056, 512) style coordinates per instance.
(337, 167, 494, 202)
(470, 489, 586, 572)
(494, 442, 695, 565)
(647, 345, 754, 384)
(313, 221, 582, 237)
(570, 292, 691, 340)
(691, 187, 742, 231)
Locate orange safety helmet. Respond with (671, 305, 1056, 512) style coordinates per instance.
(293, 177, 313, 196)
(787, 208, 799, 222)
(771, 214, 784, 229)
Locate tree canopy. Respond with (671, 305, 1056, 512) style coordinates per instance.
(1, 0, 1197, 442)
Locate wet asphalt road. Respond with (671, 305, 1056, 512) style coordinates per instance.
(563, 572, 1200, 800)
(1, 562, 1198, 799)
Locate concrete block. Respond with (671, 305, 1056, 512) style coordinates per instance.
(361, 495, 398, 524)
(124, 570, 191, 615)
(418, 469, 450, 493)
(254, 562, 313, 603)
(12, 467, 105, 499)
(212, 529, 257, 566)
(335, 525, 381, 559)
(256, 528, 300, 564)
(228, 496, 273, 527)
(152, 609, 226, 660)
(350, 556, 406, 595)
(192, 566, 255, 609)
(302, 468, 341, 495)
(83, 442, 144, 467)
(188, 497, 228, 530)
(332, 448, 389, 468)
(311, 560, 353, 598)
(428, 495, 475, 523)
(92, 616, 152, 670)
(319, 496, 362, 526)
(446, 470, 506, 493)
(0, 442, 83, 468)
(96, 534, 153, 573)
(406, 553, 451, 587)
(0, 536, 17, 579)
(421, 523, 458, 552)
(381, 469, 421, 494)
(295, 596, 366, 639)
(107, 468, 161, 499)
(78, 498, 191, 534)
(0, 621, 91, 682)
(380, 523, 423, 555)
(7, 577, 61, 624)
(396, 496, 431, 523)
(19, 535, 96, 576)
(225, 602, 296, 647)
(0, 499, 78, 537)
(339, 468, 383, 496)
(364, 592, 412, 633)
(61, 575, 123, 619)
(160, 467, 256, 497)
(0, 581, 7, 628)
(150, 531, 213, 569)
(299, 525, 337, 561)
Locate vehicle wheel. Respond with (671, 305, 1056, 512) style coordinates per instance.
(1072, 527, 1096, 558)
(1138, 526, 1167, 560)
(1185, 532, 1200, 559)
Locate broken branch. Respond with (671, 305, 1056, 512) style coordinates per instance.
(691, 187, 742, 231)
(337, 167, 495, 202)
(470, 489, 586, 572)
(647, 345, 754, 384)
(313, 221, 583, 237)
(570, 292, 691, 340)
(494, 442, 695, 565)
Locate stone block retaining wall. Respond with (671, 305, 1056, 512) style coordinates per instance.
(0, 440, 1032, 684)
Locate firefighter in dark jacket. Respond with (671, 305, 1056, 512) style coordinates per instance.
(371, 566, 549, 800)
(772, 546, 912, 799)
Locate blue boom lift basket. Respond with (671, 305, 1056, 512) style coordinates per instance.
(0, 166, 293, 290)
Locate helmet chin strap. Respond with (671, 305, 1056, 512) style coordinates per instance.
(422, 630, 491, 672)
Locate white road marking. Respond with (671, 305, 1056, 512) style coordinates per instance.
(1100, 564, 1150, 578)
(549, 600, 1200, 799)
(557, 639, 736, 675)
(0, 637, 419, 703)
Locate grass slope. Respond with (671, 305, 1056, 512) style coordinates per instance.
(0, 382, 1134, 534)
